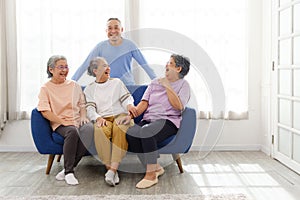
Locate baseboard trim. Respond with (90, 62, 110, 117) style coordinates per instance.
(260, 145, 271, 156)
(190, 144, 262, 151)
(0, 146, 37, 152)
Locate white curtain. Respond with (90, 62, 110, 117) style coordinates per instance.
(0, 0, 7, 131)
(0, 0, 19, 129)
(12, 0, 248, 120)
(135, 0, 248, 119)
(16, 0, 125, 117)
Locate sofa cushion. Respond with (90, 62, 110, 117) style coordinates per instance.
(52, 132, 64, 145)
(157, 135, 175, 149)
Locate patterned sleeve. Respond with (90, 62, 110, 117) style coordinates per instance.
(83, 84, 100, 121)
(118, 79, 134, 109)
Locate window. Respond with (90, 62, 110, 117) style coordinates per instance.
(16, 0, 124, 113)
(137, 0, 247, 118)
(16, 0, 247, 119)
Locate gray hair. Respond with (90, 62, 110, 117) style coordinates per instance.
(87, 57, 107, 77)
(46, 55, 67, 78)
(107, 17, 122, 26)
(170, 54, 190, 79)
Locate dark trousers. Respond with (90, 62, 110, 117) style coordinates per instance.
(55, 122, 94, 174)
(126, 119, 178, 164)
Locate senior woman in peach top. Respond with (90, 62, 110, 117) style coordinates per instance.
(37, 55, 93, 185)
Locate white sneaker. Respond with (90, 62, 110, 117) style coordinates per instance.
(105, 170, 115, 186)
(55, 169, 65, 181)
(65, 173, 79, 185)
(114, 171, 119, 185)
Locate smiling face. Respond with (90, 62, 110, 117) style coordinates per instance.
(49, 59, 68, 84)
(106, 19, 123, 45)
(93, 59, 110, 83)
(165, 57, 182, 82)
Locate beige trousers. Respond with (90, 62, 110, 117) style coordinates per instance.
(94, 114, 134, 165)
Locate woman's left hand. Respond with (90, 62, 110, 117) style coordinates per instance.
(159, 77, 170, 88)
(80, 117, 90, 126)
(127, 104, 138, 118)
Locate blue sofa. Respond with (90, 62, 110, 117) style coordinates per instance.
(31, 85, 197, 174)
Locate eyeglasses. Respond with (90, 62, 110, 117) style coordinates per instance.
(55, 65, 69, 70)
(100, 64, 109, 68)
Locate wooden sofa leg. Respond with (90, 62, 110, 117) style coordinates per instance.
(57, 155, 62, 162)
(172, 154, 184, 173)
(46, 154, 55, 175)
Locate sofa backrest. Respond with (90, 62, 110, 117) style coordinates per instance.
(126, 85, 147, 123)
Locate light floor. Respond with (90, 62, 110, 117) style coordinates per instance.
(0, 151, 300, 200)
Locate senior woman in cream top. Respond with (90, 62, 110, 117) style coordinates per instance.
(84, 57, 137, 186)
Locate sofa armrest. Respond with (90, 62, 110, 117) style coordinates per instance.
(31, 108, 63, 154)
(158, 107, 197, 153)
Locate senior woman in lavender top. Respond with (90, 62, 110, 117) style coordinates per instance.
(125, 54, 191, 189)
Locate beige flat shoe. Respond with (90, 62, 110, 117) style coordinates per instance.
(156, 168, 165, 178)
(136, 178, 158, 189)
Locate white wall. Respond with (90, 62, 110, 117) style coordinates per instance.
(260, 0, 273, 155)
(0, 0, 271, 153)
(0, 120, 36, 151)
